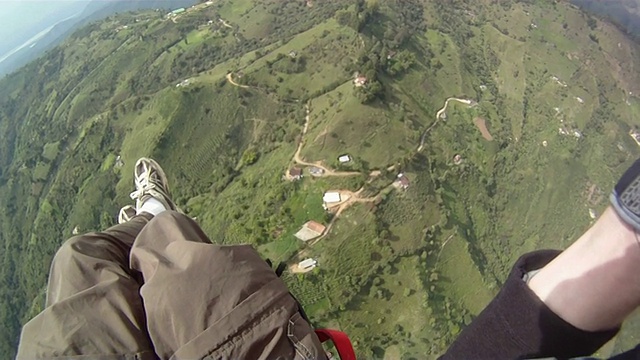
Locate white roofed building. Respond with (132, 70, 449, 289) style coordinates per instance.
(298, 258, 317, 270)
(323, 192, 341, 203)
(338, 155, 351, 163)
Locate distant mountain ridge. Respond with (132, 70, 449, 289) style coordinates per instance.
(0, 0, 197, 76)
(572, 0, 640, 37)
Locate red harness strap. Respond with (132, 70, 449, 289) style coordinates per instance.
(314, 329, 356, 360)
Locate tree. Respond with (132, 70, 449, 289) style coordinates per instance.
(241, 149, 258, 166)
(335, 9, 358, 30)
(355, 79, 384, 104)
(99, 211, 112, 230)
(387, 50, 416, 76)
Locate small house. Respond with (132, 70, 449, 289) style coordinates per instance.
(338, 154, 351, 163)
(288, 167, 303, 181)
(323, 192, 341, 204)
(354, 76, 367, 87)
(309, 167, 324, 177)
(298, 258, 317, 270)
(115, 155, 124, 168)
(305, 220, 326, 235)
(168, 7, 185, 16)
(396, 173, 410, 190)
(294, 221, 327, 242)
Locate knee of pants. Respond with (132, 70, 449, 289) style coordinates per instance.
(49, 234, 133, 292)
(153, 210, 186, 224)
(53, 235, 98, 266)
(55, 232, 131, 267)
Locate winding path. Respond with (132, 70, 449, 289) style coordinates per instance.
(224, 76, 363, 178)
(291, 103, 362, 177)
(307, 187, 384, 246)
(225, 69, 476, 262)
(219, 18, 233, 29)
(285, 96, 476, 265)
(417, 97, 473, 152)
(226, 73, 250, 88)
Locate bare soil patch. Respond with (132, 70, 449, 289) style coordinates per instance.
(473, 117, 494, 141)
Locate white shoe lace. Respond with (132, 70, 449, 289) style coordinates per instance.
(129, 168, 157, 201)
(129, 182, 158, 200)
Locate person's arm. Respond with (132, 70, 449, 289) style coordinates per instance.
(440, 249, 619, 359)
(442, 206, 640, 359)
(443, 159, 640, 359)
(528, 206, 640, 332)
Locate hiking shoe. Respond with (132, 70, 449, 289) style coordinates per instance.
(611, 158, 640, 231)
(129, 157, 177, 212)
(118, 205, 136, 224)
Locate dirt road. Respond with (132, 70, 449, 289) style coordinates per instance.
(226, 73, 249, 88)
(219, 18, 233, 29)
(417, 97, 474, 152)
(286, 97, 475, 259)
(292, 103, 362, 177)
(310, 186, 394, 246)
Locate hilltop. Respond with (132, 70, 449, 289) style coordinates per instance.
(2, 0, 640, 357)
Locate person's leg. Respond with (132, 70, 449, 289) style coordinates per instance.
(130, 211, 326, 360)
(17, 215, 157, 360)
(124, 157, 324, 359)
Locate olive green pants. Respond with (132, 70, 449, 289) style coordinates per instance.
(17, 211, 325, 360)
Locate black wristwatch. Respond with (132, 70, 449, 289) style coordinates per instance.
(611, 158, 640, 231)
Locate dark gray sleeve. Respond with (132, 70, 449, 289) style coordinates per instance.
(440, 250, 620, 360)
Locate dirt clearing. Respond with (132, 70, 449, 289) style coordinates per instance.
(474, 117, 494, 141)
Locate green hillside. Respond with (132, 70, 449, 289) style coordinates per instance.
(2, 0, 640, 357)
